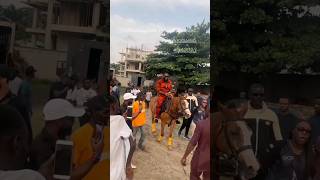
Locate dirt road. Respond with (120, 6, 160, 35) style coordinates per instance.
(132, 110, 193, 180)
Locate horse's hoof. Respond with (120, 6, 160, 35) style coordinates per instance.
(167, 137, 173, 146)
(151, 123, 156, 133)
(157, 136, 163, 142)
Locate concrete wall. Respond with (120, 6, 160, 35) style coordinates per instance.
(16, 46, 67, 80)
(115, 75, 130, 87)
(217, 72, 320, 104)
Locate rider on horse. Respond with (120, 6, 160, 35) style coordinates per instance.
(155, 73, 173, 120)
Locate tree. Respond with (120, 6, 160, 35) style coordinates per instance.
(0, 5, 33, 41)
(145, 21, 210, 86)
(213, 0, 320, 76)
(110, 63, 120, 74)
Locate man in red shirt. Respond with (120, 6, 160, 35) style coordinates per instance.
(155, 73, 172, 120)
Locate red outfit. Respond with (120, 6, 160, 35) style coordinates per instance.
(155, 78, 172, 118)
(190, 117, 210, 180)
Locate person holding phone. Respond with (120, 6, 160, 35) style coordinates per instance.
(0, 105, 52, 180)
(30, 99, 85, 171)
(71, 95, 108, 180)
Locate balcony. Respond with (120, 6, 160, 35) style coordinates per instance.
(26, 27, 46, 34)
(50, 24, 96, 34)
(125, 57, 146, 62)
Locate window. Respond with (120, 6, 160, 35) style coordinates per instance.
(135, 63, 139, 70)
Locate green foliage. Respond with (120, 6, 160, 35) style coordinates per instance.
(110, 63, 120, 74)
(146, 21, 210, 86)
(0, 5, 33, 40)
(213, 0, 320, 75)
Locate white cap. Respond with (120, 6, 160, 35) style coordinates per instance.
(123, 93, 136, 100)
(43, 99, 85, 121)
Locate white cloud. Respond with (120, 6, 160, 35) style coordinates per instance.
(110, 0, 209, 10)
(110, 14, 184, 63)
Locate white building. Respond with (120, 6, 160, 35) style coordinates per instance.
(115, 47, 153, 87)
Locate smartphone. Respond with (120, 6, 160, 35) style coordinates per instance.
(96, 124, 104, 143)
(53, 140, 73, 180)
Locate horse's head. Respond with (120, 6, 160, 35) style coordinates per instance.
(216, 101, 260, 179)
(178, 96, 191, 119)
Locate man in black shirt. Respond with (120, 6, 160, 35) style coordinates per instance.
(274, 98, 299, 140)
(0, 65, 32, 144)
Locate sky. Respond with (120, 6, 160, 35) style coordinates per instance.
(110, 0, 210, 63)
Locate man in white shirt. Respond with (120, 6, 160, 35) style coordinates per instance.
(9, 70, 22, 95)
(74, 79, 97, 107)
(0, 105, 50, 180)
(110, 95, 135, 180)
(179, 88, 198, 139)
(131, 86, 141, 96)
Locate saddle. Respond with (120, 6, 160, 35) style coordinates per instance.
(160, 96, 172, 115)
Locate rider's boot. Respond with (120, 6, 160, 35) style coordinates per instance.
(157, 135, 163, 142)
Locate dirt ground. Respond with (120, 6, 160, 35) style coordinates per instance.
(132, 110, 193, 180)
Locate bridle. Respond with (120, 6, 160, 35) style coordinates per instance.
(214, 116, 253, 176)
(221, 119, 252, 156)
(166, 96, 189, 126)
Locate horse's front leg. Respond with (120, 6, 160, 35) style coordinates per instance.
(151, 113, 157, 135)
(167, 119, 176, 149)
(157, 119, 165, 143)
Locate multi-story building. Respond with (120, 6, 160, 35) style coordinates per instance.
(116, 47, 153, 87)
(24, 0, 107, 50)
(16, 0, 108, 81)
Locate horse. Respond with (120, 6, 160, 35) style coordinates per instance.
(213, 101, 260, 180)
(149, 94, 191, 149)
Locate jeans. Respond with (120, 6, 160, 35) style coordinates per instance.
(133, 126, 145, 149)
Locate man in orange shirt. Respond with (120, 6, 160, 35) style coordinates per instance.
(71, 95, 108, 180)
(155, 73, 173, 120)
(132, 92, 147, 151)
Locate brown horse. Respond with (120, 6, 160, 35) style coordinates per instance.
(149, 95, 191, 149)
(213, 102, 260, 180)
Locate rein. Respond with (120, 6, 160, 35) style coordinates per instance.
(166, 97, 188, 126)
(214, 113, 253, 177)
(221, 119, 252, 157)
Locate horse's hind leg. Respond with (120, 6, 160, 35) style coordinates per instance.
(157, 120, 165, 143)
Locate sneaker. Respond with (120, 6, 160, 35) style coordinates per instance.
(131, 163, 137, 169)
(184, 136, 191, 140)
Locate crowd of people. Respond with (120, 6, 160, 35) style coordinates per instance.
(214, 83, 320, 180)
(0, 64, 107, 180)
(110, 74, 211, 180)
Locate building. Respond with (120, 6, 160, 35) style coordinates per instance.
(0, 20, 15, 64)
(24, 0, 107, 50)
(15, 0, 108, 81)
(115, 47, 153, 87)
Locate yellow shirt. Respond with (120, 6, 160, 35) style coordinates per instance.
(71, 124, 109, 180)
(132, 100, 146, 127)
